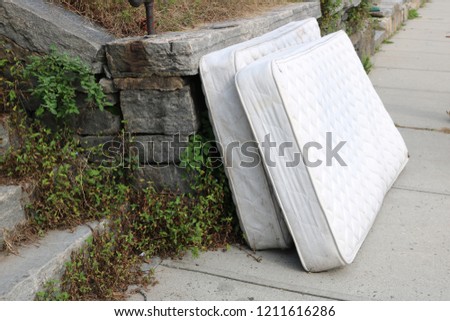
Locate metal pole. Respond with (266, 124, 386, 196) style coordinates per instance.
(145, 0, 155, 35)
(128, 0, 155, 35)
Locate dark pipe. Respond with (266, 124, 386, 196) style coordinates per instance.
(128, 0, 155, 35)
(128, 0, 144, 7)
(145, 1, 155, 35)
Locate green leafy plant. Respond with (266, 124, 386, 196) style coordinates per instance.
(0, 41, 28, 114)
(1, 43, 127, 231)
(320, 0, 374, 36)
(137, 136, 234, 257)
(62, 221, 151, 301)
(362, 55, 373, 74)
(56, 135, 236, 300)
(1, 110, 125, 229)
(23, 46, 109, 119)
(345, 0, 371, 35)
(2, 43, 238, 301)
(35, 280, 70, 301)
(408, 8, 420, 20)
(319, 0, 343, 35)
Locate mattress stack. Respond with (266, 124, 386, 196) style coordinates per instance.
(200, 18, 408, 272)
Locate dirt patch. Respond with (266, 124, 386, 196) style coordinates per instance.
(48, 0, 304, 37)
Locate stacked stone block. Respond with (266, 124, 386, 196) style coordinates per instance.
(0, 0, 321, 192)
(113, 74, 198, 192)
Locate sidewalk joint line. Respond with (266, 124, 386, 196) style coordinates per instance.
(390, 37, 450, 44)
(373, 85, 450, 95)
(373, 65, 450, 74)
(392, 186, 450, 197)
(376, 50, 450, 57)
(395, 124, 450, 134)
(159, 263, 350, 301)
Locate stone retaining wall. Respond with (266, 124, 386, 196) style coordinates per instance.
(373, 0, 425, 47)
(108, 1, 321, 190)
(0, 0, 428, 192)
(0, 0, 321, 191)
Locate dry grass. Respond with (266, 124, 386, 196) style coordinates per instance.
(49, 0, 303, 37)
(2, 222, 40, 255)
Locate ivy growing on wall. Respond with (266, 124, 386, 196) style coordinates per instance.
(23, 46, 110, 119)
(345, 0, 372, 35)
(319, 0, 373, 36)
(318, 0, 343, 35)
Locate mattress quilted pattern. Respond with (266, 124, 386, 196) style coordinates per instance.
(200, 18, 321, 250)
(236, 31, 408, 271)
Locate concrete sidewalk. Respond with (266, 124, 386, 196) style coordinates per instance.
(130, 0, 450, 301)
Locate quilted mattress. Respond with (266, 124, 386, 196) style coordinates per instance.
(235, 31, 409, 271)
(199, 18, 321, 250)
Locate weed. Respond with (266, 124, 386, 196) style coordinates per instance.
(58, 129, 238, 300)
(362, 56, 373, 74)
(318, 0, 343, 35)
(23, 47, 110, 119)
(345, 0, 371, 35)
(1, 44, 124, 230)
(1, 221, 39, 254)
(49, 0, 304, 37)
(58, 134, 236, 300)
(35, 280, 70, 301)
(0, 41, 29, 114)
(62, 218, 151, 300)
(408, 8, 420, 20)
(319, 0, 372, 36)
(2, 43, 238, 300)
(1, 110, 125, 230)
(383, 39, 394, 44)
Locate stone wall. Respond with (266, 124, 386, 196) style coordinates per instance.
(0, 0, 112, 73)
(0, 0, 428, 192)
(106, 1, 321, 191)
(334, 0, 426, 56)
(372, 0, 425, 47)
(0, 0, 321, 191)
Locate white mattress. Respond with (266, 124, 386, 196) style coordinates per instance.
(235, 31, 409, 271)
(199, 18, 321, 250)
